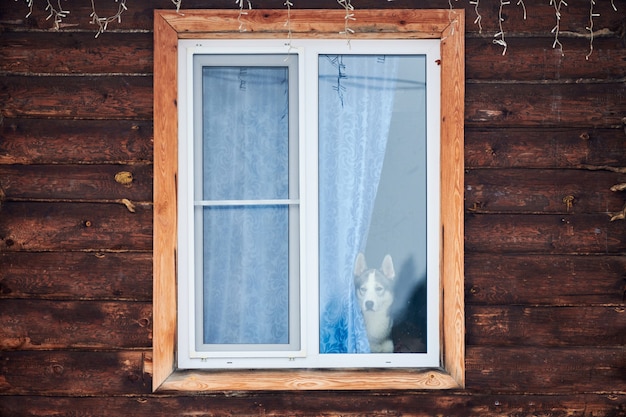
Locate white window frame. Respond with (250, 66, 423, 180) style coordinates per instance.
(177, 39, 442, 370)
(153, 8, 465, 391)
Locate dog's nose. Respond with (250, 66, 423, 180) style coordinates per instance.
(365, 301, 374, 311)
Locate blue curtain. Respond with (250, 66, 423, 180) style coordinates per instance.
(318, 55, 399, 353)
(201, 66, 290, 345)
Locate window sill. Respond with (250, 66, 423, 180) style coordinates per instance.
(148, 366, 462, 391)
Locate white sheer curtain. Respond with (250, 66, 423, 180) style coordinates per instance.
(318, 55, 400, 353)
(200, 66, 290, 345)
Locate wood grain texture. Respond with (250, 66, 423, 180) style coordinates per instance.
(465, 253, 626, 305)
(0, 393, 624, 417)
(0, 32, 153, 75)
(466, 37, 626, 81)
(465, 346, 626, 393)
(439, 9, 466, 390)
(465, 213, 626, 254)
(0, 118, 153, 164)
(159, 369, 461, 391)
(152, 9, 179, 391)
(465, 127, 626, 169)
(0, 351, 152, 395)
(467, 305, 626, 347)
(465, 169, 626, 213)
(0, 202, 152, 252)
(466, 82, 626, 128)
(0, 164, 152, 201)
(160, 9, 454, 38)
(0, 75, 153, 120)
(0, 251, 152, 301)
(0, 300, 152, 350)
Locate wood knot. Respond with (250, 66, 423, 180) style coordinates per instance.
(579, 132, 590, 140)
(46, 363, 65, 376)
(469, 201, 483, 212)
(115, 171, 133, 186)
(610, 183, 626, 192)
(562, 195, 575, 212)
(137, 318, 151, 327)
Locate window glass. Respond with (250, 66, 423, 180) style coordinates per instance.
(318, 55, 428, 354)
(193, 55, 300, 351)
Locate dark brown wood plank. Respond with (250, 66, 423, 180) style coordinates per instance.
(1, 347, 623, 395)
(0, 0, 232, 31)
(465, 169, 626, 213)
(467, 305, 626, 347)
(466, 82, 626, 128)
(1, 0, 623, 35)
(0, 252, 152, 301)
(467, 37, 626, 81)
(0, 300, 152, 350)
(0, 32, 153, 74)
(0, 164, 153, 201)
(465, 127, 626, 169)
(465, 253, 626, 305)
(466, 346, 626, 393)
(0, 350, 152, 395)
(452, 0, 625, 35)
(0, 393, 624, 416)
(0, 118, 153, 164)
(0, 75, 152, 120)
(465, 213, 626, 254)
(0, 202, 152, 251)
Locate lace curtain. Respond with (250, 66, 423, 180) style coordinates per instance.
(201, 66, 291, 344)
(318, 55, 399, 353)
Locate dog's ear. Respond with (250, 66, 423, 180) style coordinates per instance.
(381, 255, 395, 280)
(354, 252, 367, 276)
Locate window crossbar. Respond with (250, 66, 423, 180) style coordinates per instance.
(194, 199, 300, 207)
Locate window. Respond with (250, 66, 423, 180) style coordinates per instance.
(179, 40, 441, 369)
(154, 9, 465, 391)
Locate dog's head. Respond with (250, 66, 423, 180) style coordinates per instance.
(354, 253, 395, 314)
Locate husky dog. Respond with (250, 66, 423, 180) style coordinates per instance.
(354, 253, 395, 353)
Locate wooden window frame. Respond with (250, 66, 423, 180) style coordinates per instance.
(153, 8, 465, 391)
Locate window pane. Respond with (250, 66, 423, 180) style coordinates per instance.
(202, 205, 290, 345)
(201, 66, 290, 201)
(195, 59, 298, 349)
(318, 55, 427, 354)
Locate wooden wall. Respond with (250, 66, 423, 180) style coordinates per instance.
(1, 0, 625, 415)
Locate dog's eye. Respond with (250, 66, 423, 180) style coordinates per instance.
(359, 287, 366, 295)
(375, 286, 384, 294)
